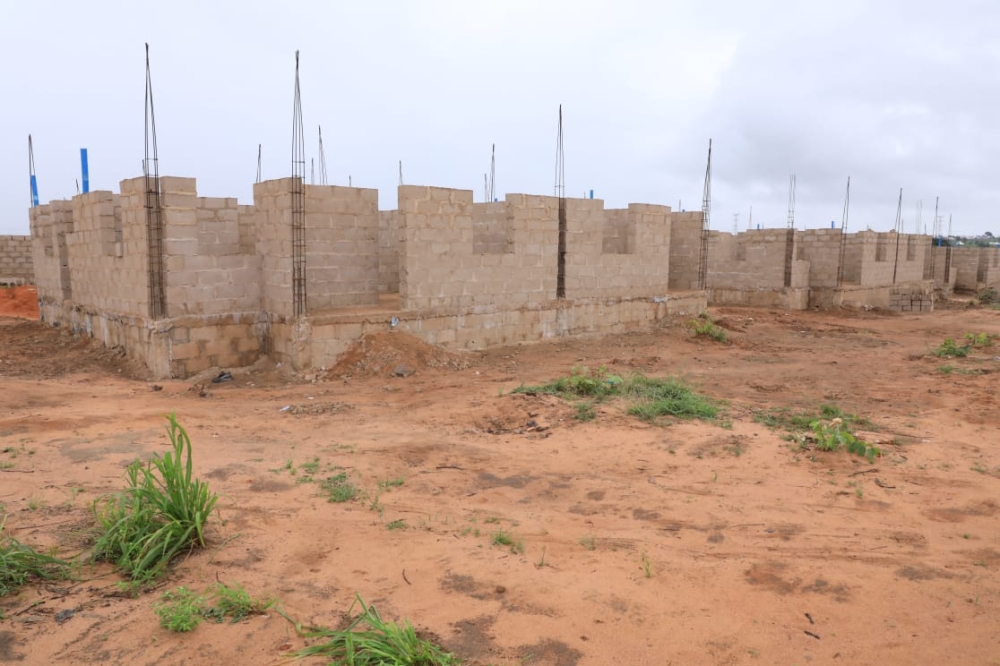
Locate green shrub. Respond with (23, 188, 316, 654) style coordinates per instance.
(91, 414, 218, 581)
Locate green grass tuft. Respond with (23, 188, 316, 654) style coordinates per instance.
(0, 516, 72, 597)
(91, 414, 218, 582)
(204, 581, 275, 623)
(290, 594, 459, 665)
(514, 367, 717, 425)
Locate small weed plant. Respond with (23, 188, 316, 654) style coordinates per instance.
(155, 586, 206, 632)
(808, 419, 882, 462)
(320, 471, 361, 503)
(155, 582, 274, 631)
(691, 315, 727, 342)
(204, 581, 275, 623)
(964, 332, 997, 347)
(514, 366, 718, 425)
(977, 287, 997, 305)
(935, 333, 996, 359)
(574, 403, 597, 421)
(0, 516, 72, 597)
(91, 414, 218, 581)
(289, 594, 459, 665)
(755, 403, 871, 432)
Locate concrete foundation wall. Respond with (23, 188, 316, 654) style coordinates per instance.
(0, 235, 33, 282)
(270, 293, 706, 370)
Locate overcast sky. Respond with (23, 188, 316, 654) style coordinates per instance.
(2, 1, 998, 236)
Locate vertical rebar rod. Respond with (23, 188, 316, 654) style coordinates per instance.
(256, 144, 262, 183)
(783, 174, 796, 287)
(928, 195, 940, 283)
(892, 188, 903, 284)
(555, 105, 566, 298)
(291, 50, 307, 317)
(836, 177, 851, 287)
(318, 126, 328, 186)
(697, 139, 712, 290)
(489, 143, 496, 202)
(144, 43, 166, 319)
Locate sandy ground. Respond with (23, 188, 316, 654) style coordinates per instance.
(0, 296, 998, 665)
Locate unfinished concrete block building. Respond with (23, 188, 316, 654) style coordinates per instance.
(28, 172, 997, 379)
(29, 177, 704, 378)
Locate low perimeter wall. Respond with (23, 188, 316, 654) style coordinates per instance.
(40, 293, 706, 379)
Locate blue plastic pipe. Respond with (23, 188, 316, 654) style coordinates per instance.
(30, 175, 39, 207)
(80, 148, 90, 194)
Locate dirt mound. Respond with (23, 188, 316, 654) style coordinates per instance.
(0, 285, 40, 319)
(0, 317, 145, 379)
(328, 331, 472, 378)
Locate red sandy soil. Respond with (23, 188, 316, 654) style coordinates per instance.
(0, 286, 39, 320)
(0, 301, 998, 665)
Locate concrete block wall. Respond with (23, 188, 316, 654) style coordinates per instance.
(160, 177, 262, 317)
(950, 247, 981, 291)
(29, 200, 75, 303)
(840, 234, 864, 284)
(668, 212, 703, 290)
(706, 229, 789, 289)
(252, 178, 295, 318)
(397, 186, 557, 311)
(64, 187, 153, 317)
(601, 209, 632, 255)
(794, 229, 842, 288)
(303, 184, 380, 310)
(564, 201, 672, 299)
(889, 282, 934, 312)
(976, 247, 1000, 287)
(0, 235, 34, 281)
(472, 202, 511, 255)
(378, 210, 400, 292)
(930, 246, 957, 293)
